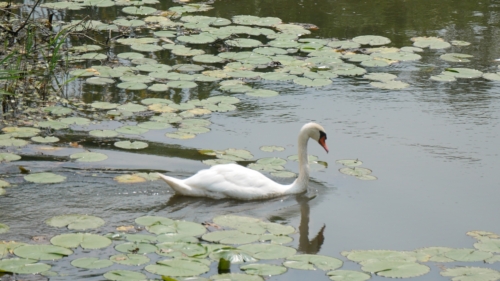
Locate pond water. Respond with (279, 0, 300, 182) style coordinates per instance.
(1, 0, 500, 280)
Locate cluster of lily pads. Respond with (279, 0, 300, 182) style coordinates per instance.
(336, 159, 377, 180)
(1, 214, 500, 281)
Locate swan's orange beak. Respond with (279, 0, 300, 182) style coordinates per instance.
(319, 136, 329, 153)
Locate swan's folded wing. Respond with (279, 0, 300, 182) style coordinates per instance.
(184, 164, 287, 200)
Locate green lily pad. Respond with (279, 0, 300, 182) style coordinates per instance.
(145, 259, 210, 277)
(85, 77, 115, 85)
(0, 152, 21, 162)
(202, 230, 260, 244)
(104, 270, 147, 281)
(115, 242, 157, 254)
(211, 273, 263, 281)
(412, 36, 451, 49)
(90, 129, 119, 138)
(31, 136, 59, 143)
(147, 83, 170, 92)
(117, 82, 148, 90)
(327, 270, 372, 281)
(294, 77, 332, 87)
(0, 258, 51, 274)
(46, 214, 105, 230)
(113, 19, 145, 27)
(44, 106, 73, 116)
(157, 233, 199, 243)
(147, 220, 207, 236)
(50, 233, 111, 249)
(114, 141, 148, 150)
(122, 5, 156, 15)
(361, 260, 430, 278)
(226, 38, 263, 48)
(156, 242, 207, 258)
(71, 257, 113, 269)
(414, 247, 454, 262)
(59, 117, 91, 125)
(241, 264, 287, 276)
(115, 126, 149, 135)
(14, 244, 73, 260)
(363, 72, 397, 82)
(246, 89, 279, 97)
(440, 53, 473, 62)
(232, 15, 282, 26)
(430, 74, 457, 82)
(0, 138, 28, 147)
(167, 80, 198, 89)
(353, 35, 391, 46)
(177, 33, 217, 44)
(110, 254, 150, 265)
(343, 250, 416, 263)
(91, 101, 119, 109)
(443, 68, 483, 79)
(444, 248, 493, 261)
(117, 103, 148, 112)
(284, 254, 343, 271)
(37, 120, 69, 130)
(474, 239, 500, 253)
(24, 172, 66, 183)
(70, 152, 108, 162)
(451, 40, 471, 46)
(2, 126, 40, 137)
(441, 267, 500, 281)
(238, 244, 296, 259)
(483, 73, 500, 81)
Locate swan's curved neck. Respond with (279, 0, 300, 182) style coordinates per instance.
(288, 130, 310, 193)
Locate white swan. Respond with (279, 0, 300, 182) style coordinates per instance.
(157, 122, 328, 200)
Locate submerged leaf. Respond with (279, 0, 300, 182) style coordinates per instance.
(24, 172, 66, 183)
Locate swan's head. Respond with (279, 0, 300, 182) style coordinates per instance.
(302, 122, 329, 153)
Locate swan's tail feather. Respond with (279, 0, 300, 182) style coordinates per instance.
(156, 173, 192, 195)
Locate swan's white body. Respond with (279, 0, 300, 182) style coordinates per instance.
(157, 122, 328, 200)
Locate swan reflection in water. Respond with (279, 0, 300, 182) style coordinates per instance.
(155, 184, 327, 254)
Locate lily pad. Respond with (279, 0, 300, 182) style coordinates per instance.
(122, 5, 156, 15)
(293, 77, 332, 87)
(2, 126, 40, 137)
(51, 232, 111, 249)
(114, 141, 148, 150)
(104, 270, 147, 281)
(440, 53, 473, 62)
(44, 106, 73, 116)
(115, 126, 149, 135)
(211, 273, 263, 281)
(443, 68, 483, 79)
(0, 138, 28, 147)
(444, 248, 493, 261)
(31, 136, 59, 143)
(284, 254, 343, 271)
(238, 244, 296, 259)
(327, 270, 371, 281)
(24, 172, 66, 183)
(110, 254, 150, 265)
(246, 89, 279, 97)
(0, 152, 21, 162)
(70, 152, 108, 162)
(115, 242, 157, 254)
(59, 117, 91, 125)
(156, 242, 207, 258)
(145, 259, 210, 277)
(91, 101, 119, 109)
(0, 258, 51, 274)
(241, 264, 287, 276)
(46, 214, 105, 230)
(71, 257, 113, 269)
(361, 260, 430, 278)
(336, 159, 363, 167)
(14, 244, 73, 260)
(441, 267, 500, 281)
(202, 230, 260, 244)
(353, 35, 391, 46)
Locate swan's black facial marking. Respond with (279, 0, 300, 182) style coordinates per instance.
(318, 130, 329, 153)
(319, 131, 327, 140)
